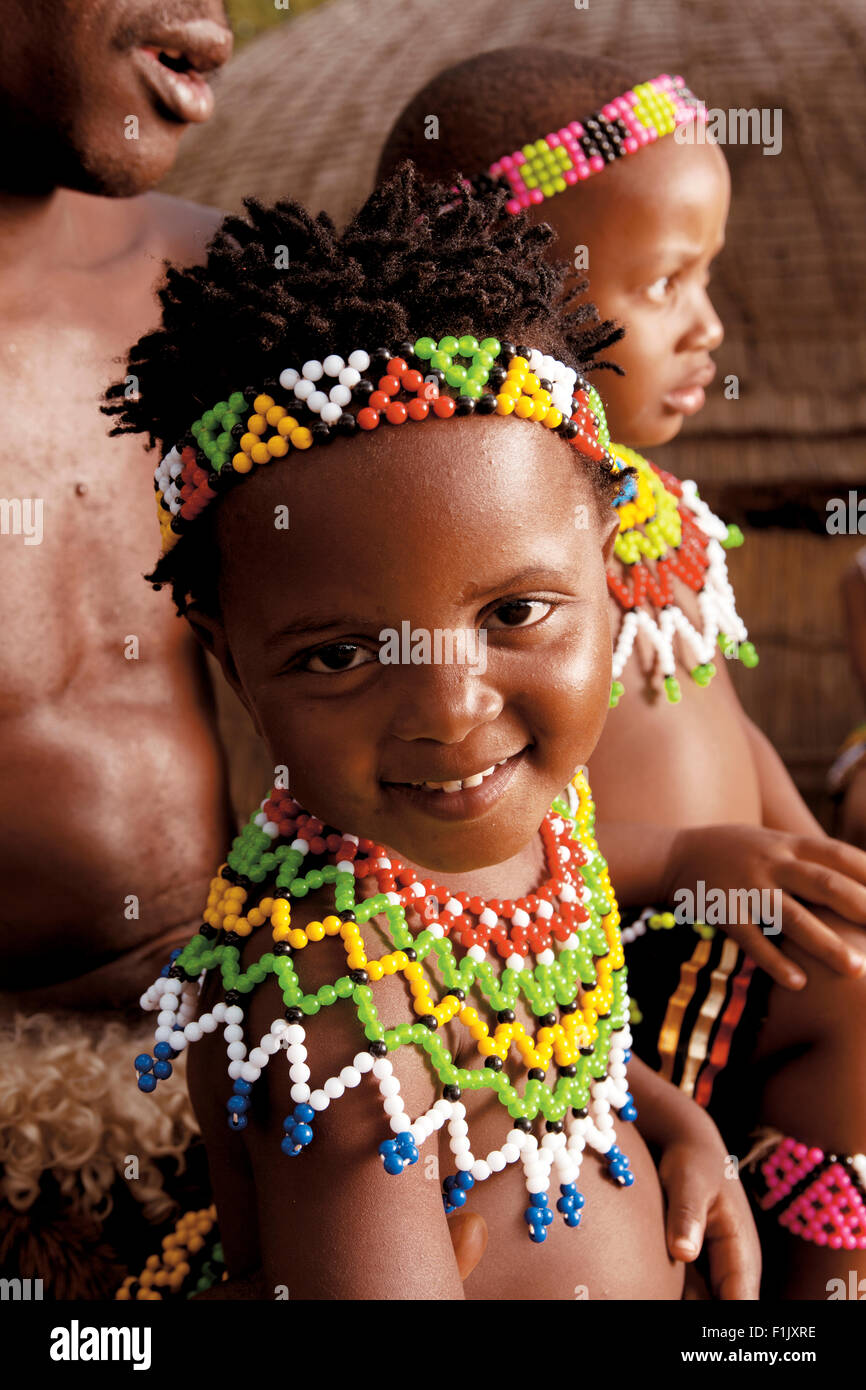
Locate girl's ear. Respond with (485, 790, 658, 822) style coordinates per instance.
(185, 605, 263, 735)
(601, 509, 620, 567)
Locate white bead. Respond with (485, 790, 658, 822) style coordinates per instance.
(289, 1063, 310, 1082)
(450, 1136, 471, 1155)
(159, 993, 179, 1012)
(433, 1099, 453, 1116)
(184, 1022, 203, 1043)
(262, 821, 279, 839)
(225, 1006, 244, 1025)
(284, 1024, 305, 1044)
(348, 349, 370, 371)
(323, 354, 345, 377)
(320, 402, 342, 425)
(199, 1013, 217, 1033)
(324, 1077, 345, 1099)
(249, 1048, 268, 1068)
(353, 1052, 375, 1073)
(224, 1025, 243, 1043)
(478, 907, 498, 928)
(286, 1044, 307, 1063)
(254, 811, 267, 826)
(270, 1019, 288, 1036)
(527, 1176, 549, 1194)
(240, 1062, 261, 1083)
(536, 949, 555, 966)
(279, 367, 299, 391)
(163, 978, 182, 995)
(290, 838, 309, 853)
(227, 1042, 246, 1061)
(383, 1096, 404, 1116)
(309, 1090, 330, 1111)
(307, 390, 328, 414)
(389, 1114, 411, 1134)
(157, 1011, 176, 1027)
(535, 900, 553, 919)
(379, 1076, 400, 1097)
(450, 1102, 466, 1119)
(336, 860, 354, 874)
(329, 384, 352, 407)
(227, 1060, 244, 1080)
(445, 897, 462, 916)
(338, 367, 360, 388)
(154, 1026, 173, 1043)
(261, 1035, 280, 1055)
(506, 953, 525, 972)
(372, 1058, 393, 1079)
(467, 945, 485, 963)
(449, 1118, 468, 1136)
(428, 1109, 446, 1130)
(340, 1066, 362, 1088)
(560, 882, 577, 902)
(511, 908, 530, 928)
(471, 1160, 491, 1182)
(488, 1150, 506, 1172)
(453, 1152, 473, 1170)
(302, 359, 323, 381)
(290, 1083, 311, 1102)
(212, 1002, 227, 1023)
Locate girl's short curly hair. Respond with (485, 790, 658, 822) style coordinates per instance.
(104, 160, 625, 616)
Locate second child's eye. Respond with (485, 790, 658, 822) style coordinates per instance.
(645, 274, 674, 303)
(304, 643, 375, 673)
(485, 599, 552, 629)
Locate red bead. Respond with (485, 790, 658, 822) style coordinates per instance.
(357, 407, 380, 430)
(385, 401, 408, 425)
(402, 369, 423, 393)
(369, 390, 391, 411)
(433, 395, 456, 418)
(387, 358, 408, 378)
(408, 398, 429, 421)
(469, 896, 485, 915)
(378, 374, 401, 396)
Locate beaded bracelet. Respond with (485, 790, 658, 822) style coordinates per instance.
(153, 335, 616, 556)
(464, 74, 707, 215)
(133, 771, 637, 1243)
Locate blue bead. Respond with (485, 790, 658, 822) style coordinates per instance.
(456, 1171, 475, 1190)
(233, 1079, 252, 1095)
(280, 1135, 300, 1155)
(153, 1041, 173, 1061)
(448, 1186, 467, 1207)
(229, 1113, 248, 1131)
(227, 1095, 249, 1114)
(563, 1210, 582, 1227)
(442, 1175, 458, 1193)
(623, 1050, 632, 1062)
(170, 948, 182, 960)
(556, 1194, 574, 1213)
(134, 1054, 153, 1073)
(294, 1123, 314, 1147)
(153, 1060, 173, 1080)
(293, 1103, 315, 1124)
(528, 1226, 547, 1243)
(160, 966, 170, 978)
(620, 1104, 638, 1122)
(530, 1192, 548, 1207)
(282, 1115, 296, 1133)
(383, 1153, 404, 1176)
(542, 1207, 553, 1226)
(137, 1074, 157, 1093)
(379, 1139, 397, 1156)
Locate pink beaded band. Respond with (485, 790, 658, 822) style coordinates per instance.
(466, 74, 706, 215)
(756, 1135, 866, 1250)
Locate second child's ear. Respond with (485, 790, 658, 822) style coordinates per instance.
(601, 509, 620, 567)
(184, 605, 263, 736)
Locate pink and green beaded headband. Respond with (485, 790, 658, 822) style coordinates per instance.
(466, 74, 706, 214)
(153, 334, 616, 555)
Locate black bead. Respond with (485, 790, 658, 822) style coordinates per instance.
(225, 990, 242, 1007)
(488, 365, 507, 388)
(311, 422, 333, 445)
(528, 1067, 546, 1081)
(559, 1000, 578, 1014)
(545, 1120, 564, 1133)
(515, 344, 530, 360)
(334, 413, 358, 436)
(455, 395, 476, 415)
(559, 420, 579, 441)
(571, 1106, 587, 1118)
(230, 423, 245, 441)
(404, 948, 417, 962)
(443, 1084, 461, 1101)
(476, 393, 497, 414)
(426, 368, 446, 388)
(397, 340, 416, 361)
(420, 1015, 438, 1031)
(499, 341, 516, 363)
(221, 866, 237, 884)
(199, 923, 217, 940)
(369, 1040, 388, 1057)
(372, 347, 392, 366)
(223, 932, 240, 947)
(273, 943, 293, 956)
(167, 964, 185, 979)
(353, 379, 374, 401)
(340, 910, 357, 923)
(558, 1064, 577, 1077)
(170, 516, 184, 533)
(284, 1006, 303, 1022)
(452, 988, 466, 1002)
(348, 969, 368, 985)
(262, 378, 279, 396)
(497, 1009, 515, 1024)
(579, 1045, 594, 1056)
(485, 1056, 503, 1070)
(540, 1013, 557, 1028)
(243, 386, 259, 402)
(272, 891, 292, 904)
(539, 378, 553, 393)
(515, 1118, 533, 1132)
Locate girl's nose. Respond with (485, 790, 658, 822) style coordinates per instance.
(389, 660, 503, 745)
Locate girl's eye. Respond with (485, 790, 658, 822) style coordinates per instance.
(304, 643, 375, 674)
(485, 599, 552, 629)
(645, 274, 674, 303)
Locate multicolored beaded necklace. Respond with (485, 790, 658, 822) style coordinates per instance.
(134, 771, 636, 1242)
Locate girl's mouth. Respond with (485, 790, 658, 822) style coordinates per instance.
(131, 20, 232, 125)
(381, 748, 528, 821)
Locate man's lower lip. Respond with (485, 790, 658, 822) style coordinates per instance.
(382, 751, 526, 821)
(662, 385, 706, 415)
(132, 48, 215, 124)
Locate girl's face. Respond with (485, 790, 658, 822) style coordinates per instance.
(539, 136, 730, 450)
(199, 415, 617, 875)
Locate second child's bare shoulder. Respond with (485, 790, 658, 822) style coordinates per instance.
(141, 190, 225, 266)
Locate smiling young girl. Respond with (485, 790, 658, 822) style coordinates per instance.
(106, 165, 758, 1300)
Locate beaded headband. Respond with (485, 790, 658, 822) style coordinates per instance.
(465, 74, 706, 215)
(153, 335, 616, 554)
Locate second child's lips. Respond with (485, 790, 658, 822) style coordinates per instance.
(130, 20, 233, 125)
(662, 361, 716, 415)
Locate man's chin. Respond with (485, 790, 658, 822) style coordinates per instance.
(73, 134, 186, 198)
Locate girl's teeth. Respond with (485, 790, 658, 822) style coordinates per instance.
(413, 763, 501, 792)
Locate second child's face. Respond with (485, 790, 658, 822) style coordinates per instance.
(540, 137, 730, 450)
(202, 416, 616, 875)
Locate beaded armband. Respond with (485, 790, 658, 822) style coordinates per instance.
(153, 334, 620, 556)
(753, 1137, 866, 1250)
(607, 445, 756, 705)
(134, 771, 637, 1243)
(465, 74, 707, 215)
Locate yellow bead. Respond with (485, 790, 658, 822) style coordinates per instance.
(514, 396, 534, 419)
(253, 394, 275, 414)
(323, 915, 342, 934)
(495, 393, 516, 415)
(239, 432, 258, 454)
(277, 415, 300, 437)
(266, 405, 287, 426)
(289, 929, 308, 949)
(531, 398, 548, 422)
(404, 962, 423, 981)
(510, 356, 528, 372)
(367, 960, 385, 981)
(260, 898, 274, 915)
(543, 407, 563, 429)
(247, 414, 267, 435)
(250, 442, 271, 465)
(290, 426, 313, 450)
(222, 914, 238, 931)
(272, 924, 291, 942)
(232, 452, 253, 474)
(306, 920, 325, 942)
(247, 909, 264, 928)
(267, 435, 289, 458)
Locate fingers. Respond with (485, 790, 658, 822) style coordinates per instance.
(780, 857, 866, 942)
(704, 1183, 762, 1301)
(660, 1151, 710, 1263)
(718, 920, 807, 989)
(799, 833, 866, 888)
(777, 890, 866, 976)
(447, 1209, 489, 1281)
